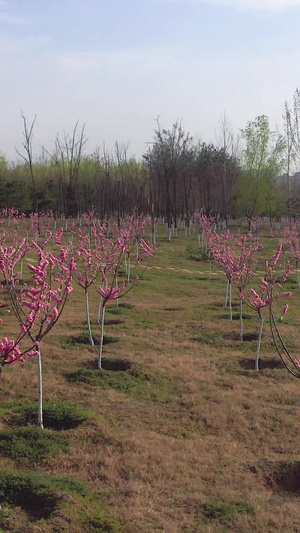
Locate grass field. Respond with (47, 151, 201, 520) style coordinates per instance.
(0, 222, 300, 532)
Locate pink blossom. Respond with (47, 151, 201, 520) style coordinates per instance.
(272, 242, 283, 266)
(280, 304, 289, 321)
(294, 358, 300, 369)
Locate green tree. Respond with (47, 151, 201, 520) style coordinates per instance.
(236, 115, 285, 226)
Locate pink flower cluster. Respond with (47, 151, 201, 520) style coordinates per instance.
(249, 242, 292, 315)
(211, 231, 258, 291)
(0, 337, 38, 365)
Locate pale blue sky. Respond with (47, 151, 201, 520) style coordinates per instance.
(1, 0, 300, 161)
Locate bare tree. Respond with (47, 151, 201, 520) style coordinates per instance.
(283, 91, 300, 220)
(43, 122, 87, 215)
(144, 119, 192, 238)
(216, 112, 240, 226)
(16, 111, 38, 212)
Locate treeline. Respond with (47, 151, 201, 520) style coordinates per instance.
(1, 106, 300, 224)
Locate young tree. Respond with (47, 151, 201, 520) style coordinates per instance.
(94, 216, 154, 370)
(237, 115, 286, 227)
(0, 232, 75, 428)
(216, 112, 240, 226)
(16, 112, 39, 213)
(249, 243, 291, 370)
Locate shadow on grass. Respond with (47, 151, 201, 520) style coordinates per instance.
(65, 331, 119, 347)
(8, 400, 87, 430)
(239, 357, 283, 370)
(163, 306, 184, 311)
(248, 459, 300, 494)
(223, 332, 259, 342)
(84, 357, 132, 372)
(104, 319, 124, 326)
(0, 470, 86, 520)
(219, 312, 253, 320)
(216, 356, 284, 376)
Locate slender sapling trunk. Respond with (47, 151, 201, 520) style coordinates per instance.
(255, 312, 264, 370)
(98, 305, 106, 369)
(225, 280, 229, 307)
(240, 298, 243, 341)
(229, 280, 232, 320)
(37, 348, 43, 429)
(85, 288, 94, 345)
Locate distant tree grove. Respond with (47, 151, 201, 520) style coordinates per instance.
(3, 92, 300, 223)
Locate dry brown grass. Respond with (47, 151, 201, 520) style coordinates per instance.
(0, 222, 300, 532)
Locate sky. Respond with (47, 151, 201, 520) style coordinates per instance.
(1, 0, 300, 162)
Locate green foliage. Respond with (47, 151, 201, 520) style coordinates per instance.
(0, 427, 69, 462)
(237, 115, 286, 219)
(10, 400, 87, 430)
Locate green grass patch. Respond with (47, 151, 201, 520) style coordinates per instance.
(10, 400, 87, 430)
(192, 332, 223, 345)
(106, 307, 128, 316)
(65, 330, 118, 347)
(134, 319, 163, 330)
(117, 302, 133, 309)
(106, 302, 133, 314)
(0, 427, 69, 462)
(66, 365, 180, 403)
(186, 245, 210, 261)
(79, 512, 122, 533)
(219, 312, 253, 320)
(197, 498, 253, 524)
(0, 470, 86, 520)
